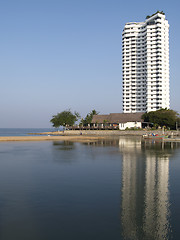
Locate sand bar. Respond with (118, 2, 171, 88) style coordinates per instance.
(0, 135, 105, 142)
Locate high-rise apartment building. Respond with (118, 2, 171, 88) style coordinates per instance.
(122, 11, 169, 113)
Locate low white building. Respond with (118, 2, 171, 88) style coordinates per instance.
(119, 121, 142, 130)
(92, 113, 144, 130)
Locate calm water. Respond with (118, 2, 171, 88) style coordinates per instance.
(0, 128, 54, 136)
(0, 137, 180, 239)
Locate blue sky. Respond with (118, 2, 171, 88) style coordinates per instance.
(0, 0, 179, 127)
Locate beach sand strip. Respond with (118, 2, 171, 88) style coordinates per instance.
(0, 136, 105, 142)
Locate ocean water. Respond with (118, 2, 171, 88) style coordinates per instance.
(0, 128, 54, 136)
(0, 137, 179, 239)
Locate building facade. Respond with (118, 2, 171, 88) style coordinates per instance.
(91, 112, 143, 130)
(122, 11, 170, 113)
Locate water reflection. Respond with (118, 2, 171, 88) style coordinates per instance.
(82, 137, 180, 239)
(51, 137, 180, 239)
(119, 138, 176, 240)
(53, 141, 75, 151)
(52, 141, 77, 164)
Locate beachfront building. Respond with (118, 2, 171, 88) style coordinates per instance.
(122, 11, 170, 113)
(91, 112, 143, 130)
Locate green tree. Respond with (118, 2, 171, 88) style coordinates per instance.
(82, 109, 99, 126)
(142, 108, 180, 130)
(146, 10, 165, 19)
(50, 110, 80, 129)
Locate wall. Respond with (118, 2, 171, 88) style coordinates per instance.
(61, 130, 178, 136)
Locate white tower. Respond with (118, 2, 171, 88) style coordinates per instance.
(122, 11, 170, 113)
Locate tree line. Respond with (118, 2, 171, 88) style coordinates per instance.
(50, 108, 180, 130)
(50, 109, 98, 130)
(142, 108, 180, 130)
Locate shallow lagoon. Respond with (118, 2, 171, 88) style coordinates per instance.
(0, 137, 179, 240)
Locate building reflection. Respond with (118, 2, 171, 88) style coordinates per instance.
(119, 138, 176, 240)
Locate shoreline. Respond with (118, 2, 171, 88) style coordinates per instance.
(0, 135, 106, 142)
(0, 134, 179, 142)
(29, 129, 179, 136)
(0, 130, 179, 142)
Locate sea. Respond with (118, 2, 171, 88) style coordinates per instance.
(0, 128, 55, 136)
(0, 129, 180, 240)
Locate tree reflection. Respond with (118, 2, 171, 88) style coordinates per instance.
(53, 141, 75, 151)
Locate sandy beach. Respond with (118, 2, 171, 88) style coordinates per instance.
(0, 135, 105, 142)
(0, 130, 179, 142)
